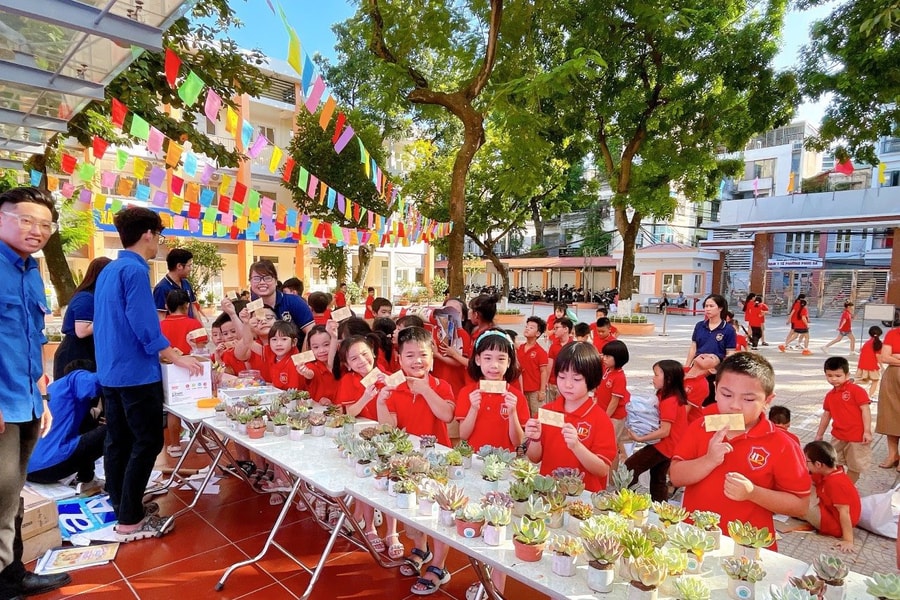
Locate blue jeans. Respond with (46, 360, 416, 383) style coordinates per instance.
(102, 383, 164, 526)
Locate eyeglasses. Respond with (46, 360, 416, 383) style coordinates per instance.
(1, 211, 58, 235)
(157, 232, 167, 244)
(250, 275, 275, 284)
(256, 315, 276, 323)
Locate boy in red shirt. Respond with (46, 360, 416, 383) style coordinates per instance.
(517, 316, 549, 415)
(670, 353, 811, 548)
(683, 354, 718, 423)
(160, 290, 204, 354)
(591, 317, 617, 354)
(768, 405, 801, 447)
(745, 295, 768, 349)
(547, 317, 573, 402)
(363, 287, 376, 319)
(804, 441, 861, 553)
(814, 356, 872, 482)
(333, 282, 348, 309)
(823, 301, 856, 354)
(307, 291, 332, 326)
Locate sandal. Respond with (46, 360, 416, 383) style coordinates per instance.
(364, 531, 386, 553)
(385, 533, 405, 560)
(878, 458, 900, 469)
(165, 445, 183, 458)
(399, 546, 432, 577)
(314, 500, 327, 521)
(260, 478, 292, 493)
(114, 515, 173, 542)
(143, 501, 160, 517)
(411, 566, 451, 595)
(328, 505, 342, 527)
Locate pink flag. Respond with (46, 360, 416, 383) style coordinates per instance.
(200, 164, 214, 184)
(334, 126, 355, 154)
(204, 89, 222, 123)
(247, 135, 269, 159)
(100, 171, 117, 188)
(304, 76, 326, 113)
(148, 127, 164, 153)
(752, 176, 759, 198)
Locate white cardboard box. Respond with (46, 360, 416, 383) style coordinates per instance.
(161, 357, 213, 405)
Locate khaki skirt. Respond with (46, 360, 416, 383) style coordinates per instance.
(875, 365, 900, 436)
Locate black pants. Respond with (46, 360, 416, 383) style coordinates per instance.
(750, 326, 763, 349)
(27, 425, 107, 485)
(624, 443, 671, 502)
(102, 383, 164, 526)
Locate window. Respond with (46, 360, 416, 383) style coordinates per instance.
(833, 230, 852, 253)
(872, 229, 895, 250)
(205, 117, 216, 135)
(662, 274, 683, 293)
(785, 232, 820, 254)
(257, 126, 275, 143)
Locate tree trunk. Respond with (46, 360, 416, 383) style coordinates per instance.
(353, 244, 374, 286)
(529, 195, 544, 249)
(484, 249, 509, 297)
(615, 206, 641, 300)
(43, 233, 77, 307)
(446, 113, 485, 297)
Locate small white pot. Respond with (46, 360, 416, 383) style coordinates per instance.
(587, 562, 615, 593)
(483, 523, 506, 546)
(273, 424, 289, 437)
(449, 465, 465, 480)
(482, 478, 500, 491)
(705, 528, 721, 549)
(512, 500, 528, 517)
(418, 498, 435, 517)
(685, 551, 703, 574)
(566, 516, 585, 535)
(823, 583, 845, 600)
(355, 462, 373, 478)
(552, 554, 577, 577)
(462, 455, 473, 469)
(374, 477, 388, 491)
(236, 423, 248, 435)
(289, 428, 304, 441)
(325, 426, 341, 438)
(547, 511, 564, 529)
(387, 479, 399, 497)
(396, 492, 416, 510)
(726, 578, 755, 600)
(214, 411, 225, 422)
(265, 420, 275, 433)
(733, 544, 760, 561)
(626, 584, 658, 600)
(311, 425, 325, 437)
(438, 508, 455, 527)
(631, 510, 648, 528)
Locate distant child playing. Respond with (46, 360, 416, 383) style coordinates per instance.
(595, 340, 631, 463)
(814, 356, 872, 482)
(573, 322, 592, 343)
(803, 440, 861, 553)
(363, 287, 376, 319)
(823, 301, 856, 353)
(670, 353, 811, 547)
(780, 298, 812, 355)
(547, 317, 574, 401)
(855, 326, 883, 398)
(769, 405, 801, 446)
(517, 316, 549, 415)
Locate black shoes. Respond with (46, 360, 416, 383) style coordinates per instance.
(16, 572, 72, 596)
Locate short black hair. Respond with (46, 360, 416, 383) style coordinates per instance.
(166, 248, 192, 271)
(113, 206, 163, 248)
(367, 286, 375, 293)
(769, 405, 791, 425)
(396, 314, 424, 329)
(596, 306, 609, 316)
(824, 356, 849, 374)
(555, 317, 574, 333)
(268, 320, 299, 340)
(282, 277, 303, 294)
(469, 294, 499, 323)
(526, 316, 546, 334)
(212, 312, 232, 328)
(595, 317, 611, 328)
(469, 328, 519, 383)
(307, 291, 330, 313)
(717, 352, 775, 395)
(371, 297, 392, 315)
(166, 289, 190, 313)
(553, 302, 568, 313)
(337, 316, 372, 339)
(0, 186, 58, 222)
(397, 325, 433, 352)
(804, 440, 837, 468)
(553, 342, 603, 391)
(601, 339, 629, 369)
(574, 322, 591, 338)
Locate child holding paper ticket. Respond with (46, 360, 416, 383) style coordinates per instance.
(295, 324, 338, 405)
(231, 304, 278, 383)
(669, 353, 811, 547)
(335, 335, 384, 420)
(266, 321, 302, 390)
(455, 329, 529, 451)
(523, 342, 617, 492)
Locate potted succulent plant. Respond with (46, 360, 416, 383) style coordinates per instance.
(510, 458, 539, 483)
(271, 412, 290, 436)
(446, 450, 465, 480)
(523, 495, 552, 524)
(565, 500, 594, 535)
(659, 547, 689, 596)
(324, 414, 346, 437)
(454, 440, 474, 468)
(509, 480, 534, 517)
(579, 512, 630, 540)
(482, 504, 511, 546)
(247, 415, 266, 439)
(289, 417, 307, 441)
(512, 516, 549, 562)
(727, 520, 774, 560)
(591, 491, 615, 514)
(455, 503, 485, 538)
(394, 478, 418, 509)
(416, 478, 438, 516)
(545, 491, 568, 529)
(626, 549, 668, 600)
(789, 575, 826, 599)
(393, 436, 415, 455)
(615, 488, 652, 527)
(354, 442, 377, 478)
(813, 554, 849, 600)
(618, 528, 655, 580)
(531, 474, 557, 497)
(434, 483, 468, 527)
(673, 576, 711, 600)
(691, 510, 722, 549)
(481, 490, 513, 510)
(582, 534, 623, 593)
(643, 524, 668, 549)
(722, 557, 766, 600)
(419, 434, 437, 450)
(768, 585, 819, 600)
(214, 401, 227, 422)
(481, 455, 505, 490)
(667, 524, 715, 573)
(235, 410, 251, 435)
(308, 412, 326, 436)
(865, 572, 900, 600)
(652, 501, 689, 529)
(554, 470, 586, 498)
(549, 534, 583, 577)
(373, 460, 391, 491)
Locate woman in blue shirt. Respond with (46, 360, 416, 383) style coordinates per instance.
(685, 294, 737, 406)
(53, 257, 111, 380)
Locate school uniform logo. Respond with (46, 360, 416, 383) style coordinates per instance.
(841, 391, 850, 402)
(499, 404, 510, 419)
(605, 379, 613, 388)
(279, 372, 288, 385)
(281, 311, 292, 322)
(715, 333, 724, 341)
(747, 446, 770, 470)
(576, 422, 591, 441)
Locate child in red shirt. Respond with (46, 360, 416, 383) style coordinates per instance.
(780, 298, 812, 355)
(432, 298, 472, 397)
(333, 282, 348, 309)
(307, 291, 332, 326)
(815, 356, 872, 482)
(296, 325, 339, 405)
(524, 342, 617, 492)
(547, 317, 574, 401)
(769, 405, 802, 447)
(160, 290, 204, 355)
(745, 295, 768, 349)
(546, 302, 567, 342)
(591, 317, 617, 355)
(363, 287, 376, 319)
(625, 359, 689, 501)
(266, 321, 302, 390)
(230, 303, 277, 383)
(596, 339, 630, 463)
(335, 335, 383, 421)
(823, 301, 856, 354)
(517, 316, 549, 415)
(683, 354, 718, 423)
(855, 326, 883, 398)
(670, 353, 811, 548)
(804, 441, 861, 553)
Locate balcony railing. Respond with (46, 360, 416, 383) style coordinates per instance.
(882, 138, 900, 155)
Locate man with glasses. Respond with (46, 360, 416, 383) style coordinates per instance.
(248, 259, 314, 346)
(0, 187, 71, 600)
(153, 247, 207, 321)
(93, 207, 202, 542)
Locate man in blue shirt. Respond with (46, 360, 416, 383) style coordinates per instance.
(0, 187, 71, 599)
(94, 207, 202, 542)
(152, 247, 207, 321)
(247, 259, 314, 346)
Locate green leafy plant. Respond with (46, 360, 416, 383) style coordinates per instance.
(481, 459, 504, 482)
(613, 488, 651, 519)
(566, 500, 593, 522)
(618, 528, 654, 560)
(509, 480, 533, 502)
(434, 483, 468, 512)
(667, 524, 715, 562)
(454, 440, 474, 458)
(512, 516, 549, 545)
(866, 573, 900, 600)
(663, 547, 688, 577)
(643, 524, 668, 549)
(769, 586, 818, 600)
(271, 412, 290, 426)
(608, 463, 635, 492)
(789, 575, 826, 597)
(590, 491, 615, 512)
(721, 557, 766, 582)
(394, 478, 417, 495)
(483, 504, 511, 527)
(727, 520, 775, 549)
(813, 554, 849, 586)
(548, 534, 583, 557)
(652, 501, 689, 527)
(673, 576, 710, 600)
(579, 513, 629, 539)
(626, 549, 668, 589)
(531, 474, 557, 496)
(445, 449, 464, 466)
(690, 510, 721, 532)
(455, 503, 485, 523)
(523, 496, 551, 522)
(510, 458, 539, 483)
(582, 534, 622, 566)
(555, 474, 586, 497)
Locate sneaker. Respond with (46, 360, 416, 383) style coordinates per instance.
(778, 345, 786, 352)
(75, 479, 104, 496)
(801, 349, 813, 356)
(761, 342, 769, 346)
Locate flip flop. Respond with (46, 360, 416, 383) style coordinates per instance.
(878, 459, 899, 469)
(364, 530, 386, 553)
(114, 515, 173, 542)
(165, 445, 183, 458)
(399, 546, 432, 577)
(260, 478, 292, 493)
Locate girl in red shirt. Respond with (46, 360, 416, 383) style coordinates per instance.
(596, 339, 631, 463)
(624, 360, 689, 501)
(231, 304, 277, 383)
(266, 321, 302, 390)
(855, 326, 883, 398)
(456, 329, 529, 452)
(296, 325, 338, 405)
(823, 301, 857, 353)
(335, 335, 384, 421)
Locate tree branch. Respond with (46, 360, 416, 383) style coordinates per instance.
(465, 0, 504, 101)
(367, 0, 430, 89)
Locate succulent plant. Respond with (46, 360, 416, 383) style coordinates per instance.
(271, 412, 290, 426)
(590, 491, 615, 512)
(866, 572, 900, 600)
(428, 464, 449, 484)
(652, 501, 689, 527)
(531, 474, 557, 496)
(393, 436, 415, 455)
(481, 456, 505, 481)
(555, 473, 586, 497)
(582, 534, 623, 565)
(768, 585, 818, 600)
(690, 510, 721, 532)
(513, 516, 549, 545)
(307, 412, 326, 426)
(727, 520, 775, 549)
(523, 496, 552, 521)
(545, 491, 568, 515)
(662, 547, 688, 577)
(323, 404, 343, 417)
(613, 488, 651, 518)
(549, 534, 584, 557)
(566, 500, 594, 521)
(619, 528, 655, 560)
(476, 444, 499, 459)
(789, 575, 826, 597)
(373, 439, 396, 457)
(510, 458, 539, 483)
(353, 442, 377, 464)
(673, 576, 711, 600)
(455, 503, 485, 523)
(405, 455, 431, 475)
(244, 394, 262, 407)
(579, 513, 629, 539)
(481, 491, 513, 508)
(812, 554, 849, 585)
(667, 524, 716, 561)
(454, 439, 474, 457)
(626, 549, 668, 588)
(608, 462, 636, 492)
(289, 417, 307, 430)
(483, 504, 512, 527)
(419, 434, 437, 448)
(721, 557, 766, 582)
(643, 524, 668, 548)
(434, 483, 469, 511)
(417, 478, 439, 500)
(394, 478, 417, 494)
(445, 449, 464, 466)
(508, 480, 534, 502)
(248, 416, 265, 430)
(214, 401, 227, 412)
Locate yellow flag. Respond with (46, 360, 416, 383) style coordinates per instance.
(219, 174, 232, 196)
(268, 146, 283, 173)
(226, 106, 239, 136)
(92, 193, 107, 211)
(786, 171, 795, 193)
(879, 162, 887, 184)
(133, 157, 147, 179)
(287, 27, 302, 76)
(169, 194, 184, 214)
(165, 141, 183, 168)
(202, 221, 214, 236)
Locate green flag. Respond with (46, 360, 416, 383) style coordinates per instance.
(178, 71, 205, 106)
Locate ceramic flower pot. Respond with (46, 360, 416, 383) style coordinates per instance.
(396, 492, 416, 510)
(567, 516, 586, 536)
(552, 554, 577, 577)
(462, 455, 473, 469)
(482, 478, 500, 492)
(273, 424, 289, 437)
(587, 562, 615, 593)
(823, 583, 845, 600)
(346, 455, 356, 468)
(626, 583, 658, 600)
(449, 465, 465, 480)
(342, 423, 355, 434)
(265, 420, 275, 433)
(483, 524, 506, 546)
(325, 426, 341, 438)
(311, 425, 325, 437)
(733, 544, 760, 561)
(289, 429, 304, 441)
(455, 518, 484, 539)
(374, 477, 388, 491)
(438, 508, 455, 527)
(547, 511, 564, 529)
(617, 557, 631, 579)
(236, 423, 248, 436)
(726, 578, 755, 600)
(214, 410, 225, 422)
(512, 539, 544, 562)
(686, 551, 703, 574)
(512, 500, 528, 518)
(418, 498, 435, 517)
(355, 462, 373, 478)
(247, 426, 265, 439)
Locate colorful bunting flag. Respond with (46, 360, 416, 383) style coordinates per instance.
(148, 127, 164, 153)
(111, 98, 127, 128)
(319, 96, 337, 130)
(129, 114, 150, 140)
(282, 158, 295, 183)
(92, 136, 109, 160)
(334, 125, 354, 154)
(204, 89, 222, 123)
(268, 146, 283, 173)
(287, 26, 302, 75)
(165, 141, 183, 167)
(304, 76, 326, 113)
(164, 48, 182, 87)
(247, 134, 268, 159)
(178, 71, 205, 106)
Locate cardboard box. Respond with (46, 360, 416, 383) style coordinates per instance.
(161, 356, 213, 405)
(21, 489, 58, 539)
(23, 527, 62, 564)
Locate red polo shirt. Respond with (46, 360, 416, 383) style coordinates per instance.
(160, 314, 204, 355)
(838, 309, 852, 333)
(537, 396, 617, 492)
(654, 394, 688, 458)
(454, 381, 529, 451)
(673, 416, 811, 549)
(385, 374, 454, 446)
(336, 370, 380, 421)
(304, 359, 339, 404)
(517, 342, 548, 393)
(683, 368, 709, 423)
(595, 368, 629, 420)
(270, 348, 302, 390)
(812, 467, 861, 538)
(857, 339, 879, 371)
(823, 381, 870, 442)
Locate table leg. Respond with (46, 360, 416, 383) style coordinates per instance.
(298, 511, 345, 600)
(156, 420, 202, 490)
(331, 495, 404, 569)
(467, 557, 507, 600)
(159, 446, 223, 532)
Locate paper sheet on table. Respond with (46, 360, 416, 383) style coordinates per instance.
(538, 408, 565, 428)
(703, 413, 745, 432)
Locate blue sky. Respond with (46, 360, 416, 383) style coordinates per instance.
(231, 0, 833, 125)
